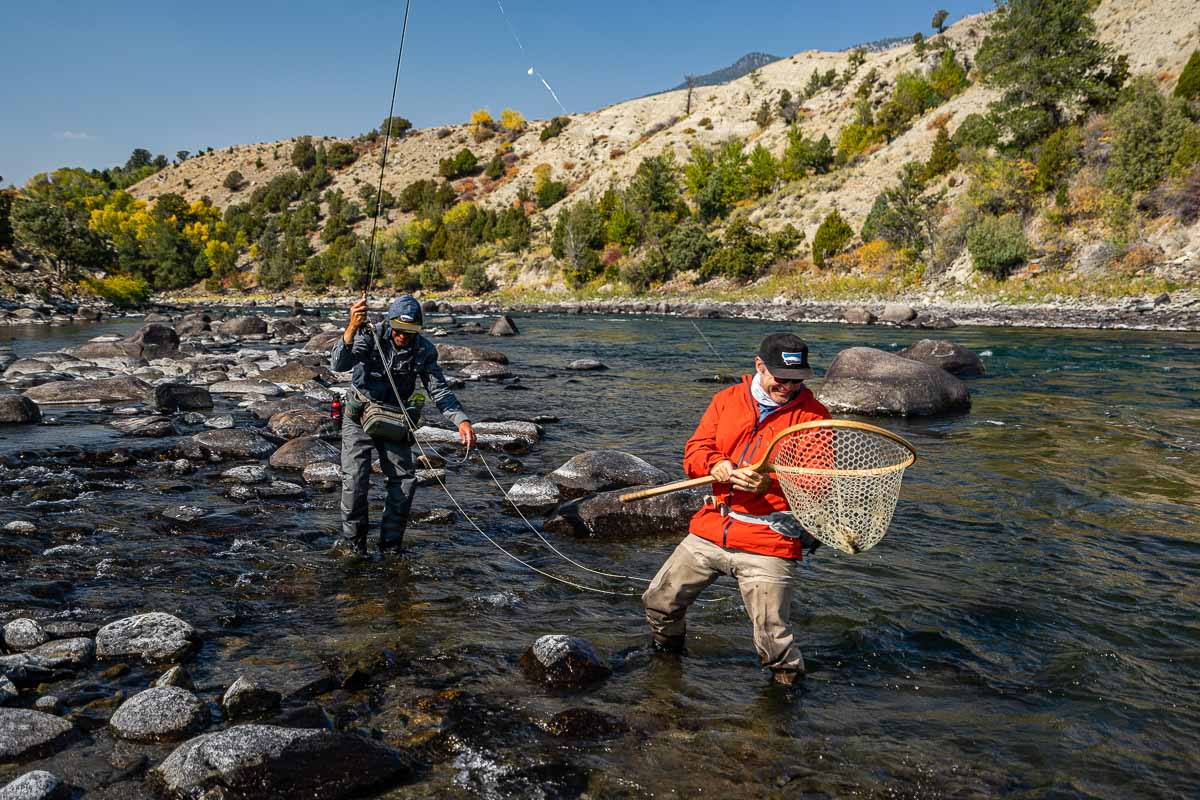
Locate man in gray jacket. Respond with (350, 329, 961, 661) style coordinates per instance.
(330, 295, 476, 554)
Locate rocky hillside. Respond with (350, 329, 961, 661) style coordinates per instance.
(124, 0, 1200, 292)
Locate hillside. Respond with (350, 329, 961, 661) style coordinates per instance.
(668, 52, 782, 92)
(107, 0, 1200, 299)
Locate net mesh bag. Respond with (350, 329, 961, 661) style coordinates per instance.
(771, 423, 915, 554)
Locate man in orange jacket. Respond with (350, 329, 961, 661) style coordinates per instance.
(642, 332, 831, 685)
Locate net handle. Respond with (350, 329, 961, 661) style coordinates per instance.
(618, 419, 917, 503)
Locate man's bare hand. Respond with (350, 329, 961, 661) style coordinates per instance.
(730, 467, 768, 494)
(344, 299, 369, 343)
(710, 459, 736, 483)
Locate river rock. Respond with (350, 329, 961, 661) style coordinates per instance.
(162, 505, 208, 523)
(149, 725, 410, 799)
(543, 487, 703, 539)
(3, 360, 53, 378)
(254, 481, 305, 499)
(222, 677, 281, 720)
(3, 521, 36, 535)
(0, 709, 74, 763)
(110, 686, 209, 742)
(505, 477, 561, 511)
(544, 707, 628, 739)
(110, 415, 178, 437)
(0, 395, 41, 425)
(31, 697, 59, 716)
(269, 437, 339, 471)
(0, 770, 67, 800)
(302, 462, 341, 488)
(0, 677, 17, 707)
(897, 339, 985, 377)
(269, 320, 305, 338)
(218, 316, 268, 336)
(547, 451, 669, 500)
(472, 421, 542, 445)
(23, 377, 151, 404)
(155, 384, 213, 412)
(95, 612, 196, 663)
(488, 315, 519, 336)
(40, 621, 101, 639)
(221, 465, 270, 484)
(2, 621, 47, 653)
(817, 347, 970, 416)
(154, 666, 196, 691)
(565, 359, 606, 371)
(879, 303, 917, 324)
(177, 429, 277, 461)
(247, 397, 321, 420)
(435, 343, 508, 365)
(126, 323, 180, 359)
(258, 362, 333, 385)
(204, 414, 235, 429)
(268, 408, 334, 439)
(414, 425, 526, 453)
(459, 360, 511, 380)
(24, 639, 93, 670)
(842, 306, 877, 325)
(176, 318, 209, 337)
(519, 635, 610, 690)
(209, 379, 282, 397)
(71, 340, 141, 360)
(303, 331, 343, 352)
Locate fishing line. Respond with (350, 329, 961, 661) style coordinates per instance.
(493, 0, 568, 115)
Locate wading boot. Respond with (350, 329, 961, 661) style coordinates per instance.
(651, 634, 686, 656)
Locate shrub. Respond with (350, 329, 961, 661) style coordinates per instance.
(290, 137, 317, 171)
(785, 127, 836, 177)
(755, 101, 772, 128)
(1106, 77, 1193, 195)
(835, 123, 877, 164)
(380, 116, 412, 137)
(1033, 127, 1080, 191)
(1176, 50, 1200, 100)
(470, 109, 496, 143)
(540, 116, 570, 142)
(665, 220, 716, 272)
(484, 154, 504, 180)
(621, 248, 672, 291)
(326, 142, 358, 169)
(1170, 127, 1200, 177)
(80, 274, 151, 308)
(924, 126, 958, 179)
(928, 48, 969, 98)
(536, 179, 568, 209)
(500, 108, 527, 132)
(419, 262, 449, 291)
(951, 113, 998, 151)
(460, 262, 493, 294)
(966, 157, 1038, 215)
(811, 210, 854, 266)
(438, 148, 478, 179)
(967, 214, 1027, 277)
(223, 170, 246, 191)
(700, 217, 772, 282)
(1137, 167, 1200, 225)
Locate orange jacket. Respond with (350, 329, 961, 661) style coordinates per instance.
(684, 375, 832, 559)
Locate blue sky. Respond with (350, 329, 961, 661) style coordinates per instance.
(1, 1, 989, 187)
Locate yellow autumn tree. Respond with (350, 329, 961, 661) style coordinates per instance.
(470, 109, 496, 143)
(500, 108, 526, 132)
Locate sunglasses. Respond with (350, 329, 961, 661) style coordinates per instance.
(767, 370, 804, 386)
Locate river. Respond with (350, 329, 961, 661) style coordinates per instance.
(2, 312, 1198, 798)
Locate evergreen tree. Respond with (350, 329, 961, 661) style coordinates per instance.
(924, 126, 958, 179)
(976, 0, 1125, 148)
(0, 189, 13, 249)
(290, 137, 317, 171)
(812, 209, 855, 266)
(1174, 49, 1200, 101)
(859, 162, 944, 259)
(747, 144, 779, 198)
(932, 9, 949, 33)
(628, 153, 680, 216)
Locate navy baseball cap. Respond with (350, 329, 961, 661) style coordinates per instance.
(758, 332, 813, 379)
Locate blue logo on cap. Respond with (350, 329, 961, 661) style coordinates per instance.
(781, 351, 806, 365)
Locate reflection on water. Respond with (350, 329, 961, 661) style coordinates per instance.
(2, 313, 1199, 797)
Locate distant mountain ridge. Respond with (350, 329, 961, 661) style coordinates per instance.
(670, 52, 781, 91)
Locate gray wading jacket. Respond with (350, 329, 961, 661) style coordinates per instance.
(329, 323, 469, 426)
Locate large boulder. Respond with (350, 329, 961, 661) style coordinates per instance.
(109, 686, 209, 742)
(149, 725, 411, 800)
(70, 340, 141, 360)
(155, 384, 213, 412)
(519, 635, 610, 690)
(0, 396, 40, 425)
(488, 315, 519, 336)
(816, 347, 970, 416)
(126, 323, 180, 359)
(268, 408, 335, 439)
(2, 621, 46, 653)
(543, 487, 703, 539)
(415, 425, 527, 454)
(842, 306, 877, 325)
(177, 429, 277, 461)
(95, 612, 197, 663)
(23, 377, 151, 404)
(435, 343, 508, 365)
(897, 339, 985, 377)
(547, 451, 669, 500)
(0, 770, 67, 800)
(0, 710, 74, 764)
(879, 303, 917, 324)
(303, 331, 343, 353)
(218, 316, 268, 336)
(269, 437, 339, 471)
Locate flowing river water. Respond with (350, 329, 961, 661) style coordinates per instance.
(2, 312, 1198, 798)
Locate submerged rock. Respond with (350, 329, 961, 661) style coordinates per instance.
(519, 635, 610, 690)
(109, 686, 208, 743)
(177, 429, 277, 461)
(547, 451, 669, 500)
(459, 360, 511, 380)
(23, 639, 93, 670)
(154, 384, 213, 413)
(415, 426, 526, 454)
(505, 477, 561, 511)
(0, 770, 67, 800)
(110, 415, 178, 437)
(897, 339, 985, 377)
(268, 408, 334, 439)
(0, 709, 74, 763)
(543, 707, 628, 739)
(23, 377, 151, 404)
(302, 462, 341, 488)
(220, 465, 270, 484)
(817, 347, 970, 417)
(95, 612, 196, 663)
(434, 343, 508, 365)
(565, 359, 606, 371)
(149, 725, 411, 800)
(222, 677, 281, 720)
